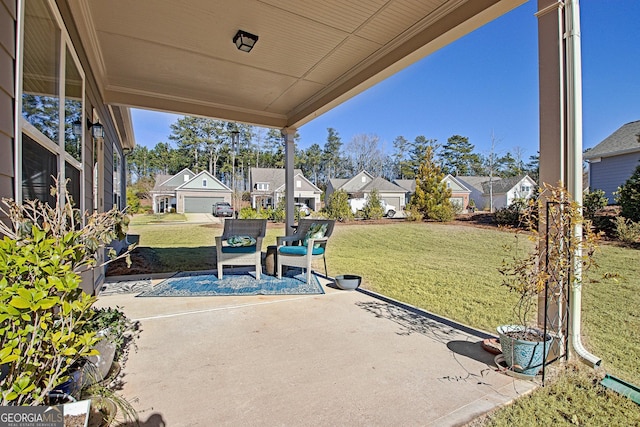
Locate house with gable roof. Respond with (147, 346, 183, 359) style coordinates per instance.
(584, 120, 640, 203)
(457, 175, 536, 211)
(327, 171, 406, 214)
(150, 168, 232, 213)
(394, 175, 472, 213)
(250, 168, 322, 211)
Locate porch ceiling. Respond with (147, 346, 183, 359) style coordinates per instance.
(68, 0, 525, 131)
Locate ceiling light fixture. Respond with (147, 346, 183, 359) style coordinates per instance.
(233, 30, 258, 53)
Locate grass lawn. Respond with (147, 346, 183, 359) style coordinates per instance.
(124, 217, 640, 422)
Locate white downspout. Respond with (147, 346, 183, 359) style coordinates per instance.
(565, 0, 601, 368)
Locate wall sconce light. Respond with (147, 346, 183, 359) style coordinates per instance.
(88, 120, 104, 139)
(233, 30, 258, 52)
(72, 120, 83, 137)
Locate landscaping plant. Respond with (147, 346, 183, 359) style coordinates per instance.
(498, 184, 600, 340)
(0, 180, 132, 405)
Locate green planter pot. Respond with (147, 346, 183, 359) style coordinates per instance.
(497, 325, 552, 376)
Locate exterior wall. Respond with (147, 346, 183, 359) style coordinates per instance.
(450, 192, 470, 213)
(0, 0, 16, 202)
(589, 153, 640, 203)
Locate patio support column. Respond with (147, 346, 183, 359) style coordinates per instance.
(536, 0, 599, 367)
(281, 127, 296, 235)
(536, 2, 565, 342)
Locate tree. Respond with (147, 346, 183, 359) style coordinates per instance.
(168, 116, 203, 172)
(363, 189, 384, 220)
(344, 133, 385, 176)
(441, 135, 480, 176)
(392, 136, 412, 179)
(322, 128, 343, 181)
(300, 143, 323, 185)
(616, 164, 640, 222)
(407, 136, 440, 178)
(409, 146, 454, 222)
(326, 189, 353, 221)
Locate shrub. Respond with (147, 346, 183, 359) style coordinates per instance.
(583, 189, 608, 219)
(616, 164, 640, 222)
(405, 206, 424, 222)
(239, 206, 258, 219)
(326, 190, 353, 222)
(428, 203, 455, 222)
(363, 189, 384, 220)
(0, 180, 131, 405)
(614, 217, 640, 243)
(494, 199, 528, 227)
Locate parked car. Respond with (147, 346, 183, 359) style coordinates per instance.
(348, 198, 396, 218)
(295, 202, 311, 216)
(213, 202, 234, 217)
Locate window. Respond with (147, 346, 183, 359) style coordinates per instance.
(113, 145, 122, 208)
(22, 135, 57, 205)
(296, 180, 301, 188)
(20, 0, 84, 208)
(257, 182, 269, 191)
(202, 179, 208, 187)
(521, 185, 531, 192)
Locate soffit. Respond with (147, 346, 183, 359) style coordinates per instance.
(67, 0, 525, 130)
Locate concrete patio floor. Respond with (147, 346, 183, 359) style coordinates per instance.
(95, 275, 536, 426)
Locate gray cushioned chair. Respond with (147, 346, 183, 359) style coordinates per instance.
(215, 219, 267, 280)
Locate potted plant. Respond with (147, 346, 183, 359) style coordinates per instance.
(0, 179, 133, 405)
(498, 184, 600, 376)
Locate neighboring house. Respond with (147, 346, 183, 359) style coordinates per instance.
(442, 175, 472, 213)
(250, 168, 322, 211)
(394, 179, 415, 207)
(584, 120, 640, 203)
(327, 171, 406, 213)
(150, 169, 232, 214)
(458, 175, 536, 211)
(394, 176, 472, 213)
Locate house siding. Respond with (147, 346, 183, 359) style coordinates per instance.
(0, 0, 16, 201)
(590, 153, 640, 203)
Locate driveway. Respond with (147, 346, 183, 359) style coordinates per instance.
(96, 277, 535, 426)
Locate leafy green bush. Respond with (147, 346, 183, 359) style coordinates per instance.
(363, 189, 384, 220)
(614, 216, 640, 243)
(616, 164, 640, 222)
(0, 180, 132, 405)
(326, 190, 353, 222)
(83, 307, 138, 362)
(583, 189, 608, 220)
(494, 199, 528, 227)
(0, 233, 99, 405)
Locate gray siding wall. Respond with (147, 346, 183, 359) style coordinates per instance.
(589, 152, 640, 203)
(0, 0, 16, 201)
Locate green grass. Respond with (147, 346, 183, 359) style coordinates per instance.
(125, 219, 640, 421)
(130, 213, 188, 224)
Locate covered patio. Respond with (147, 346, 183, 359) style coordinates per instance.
(96, 276, 535, 425)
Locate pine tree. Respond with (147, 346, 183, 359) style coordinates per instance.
(409, 146, 454, 222)
(617, 164, 640, 222)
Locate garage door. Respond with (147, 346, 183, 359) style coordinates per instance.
(184, 197, 224, 213)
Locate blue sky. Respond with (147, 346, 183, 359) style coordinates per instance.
(131, 0, 640, 161)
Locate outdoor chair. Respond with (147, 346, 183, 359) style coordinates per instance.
(215, 219, 267, 280)
(276, 219, 335, 284)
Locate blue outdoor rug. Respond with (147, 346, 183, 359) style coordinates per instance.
(137, 270, 324, 297)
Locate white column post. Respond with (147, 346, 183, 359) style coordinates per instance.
(281, 127, 296, 235)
